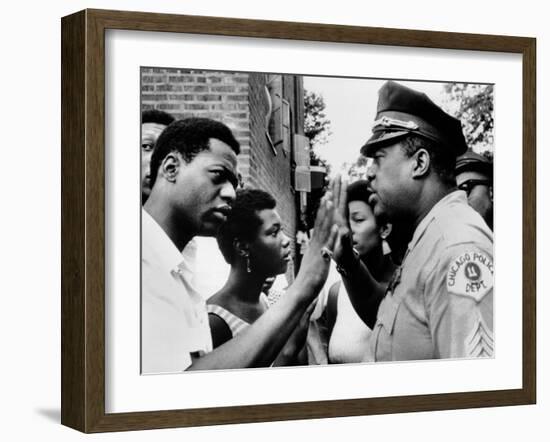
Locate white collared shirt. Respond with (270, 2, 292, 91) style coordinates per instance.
(141, 209, 212, 374)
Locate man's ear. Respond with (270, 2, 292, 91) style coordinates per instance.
(411, 148, 431, 178)
(159, 152, 180, 183)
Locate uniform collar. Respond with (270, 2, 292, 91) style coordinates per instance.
(407, 190, 467, 252)
(142, 208, 191, 274)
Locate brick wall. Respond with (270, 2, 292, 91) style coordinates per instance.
(141, 68, 252, 178)
(248, 73, 297, 278)
(141, 68, 305, 278)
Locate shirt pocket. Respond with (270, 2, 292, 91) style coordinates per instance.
(372, 295, 402, 361)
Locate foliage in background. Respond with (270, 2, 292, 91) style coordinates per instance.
(441, 83, 494, 158)
(347, 154, 369, 182)
(304, 90, 331, 228)
(304, 90, 332, 147)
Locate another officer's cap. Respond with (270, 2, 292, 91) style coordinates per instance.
(361, 81, 468, 157)
(455, 151, 492, 179)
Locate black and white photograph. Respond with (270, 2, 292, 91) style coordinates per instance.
(140, 67, 494, 375)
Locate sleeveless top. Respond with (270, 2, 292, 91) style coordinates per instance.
(207, 293, 270, 338)
(328, 282, 374, 364)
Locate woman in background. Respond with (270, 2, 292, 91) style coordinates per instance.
(326, 180, 396, 364)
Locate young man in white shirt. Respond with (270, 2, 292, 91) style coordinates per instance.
(142, 117, 337, 373)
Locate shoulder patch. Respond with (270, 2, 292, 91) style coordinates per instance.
(446, 251, 493, 302)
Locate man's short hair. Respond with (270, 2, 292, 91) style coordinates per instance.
(149, 117, 240, 186)
(400, 135, 457, 187)
(141, 109, 175, 126)
(217, 189, 276, 265)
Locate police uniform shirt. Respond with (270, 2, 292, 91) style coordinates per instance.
(141, 209, 213, 374)
(371, 190, 494, 361)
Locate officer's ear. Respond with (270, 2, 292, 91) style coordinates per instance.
(159, 152, 182, 183)
(411, 148, 431, 178)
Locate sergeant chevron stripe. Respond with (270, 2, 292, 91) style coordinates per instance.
(465, 315, 494, 358)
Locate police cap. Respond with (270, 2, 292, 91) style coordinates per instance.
(455, 150, 492, 179)
(361, 81, 468, 158)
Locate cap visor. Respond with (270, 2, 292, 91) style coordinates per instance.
(360, 130, 409, 156)
(455, 160, 493, 178)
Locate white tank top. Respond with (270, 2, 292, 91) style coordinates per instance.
(328, 283, 374, 364)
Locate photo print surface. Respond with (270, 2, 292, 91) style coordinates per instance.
(140, 67, 494, 375)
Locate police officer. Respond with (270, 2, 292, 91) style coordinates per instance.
(333, 81, 493, 361)
(455, 150, 493, 230)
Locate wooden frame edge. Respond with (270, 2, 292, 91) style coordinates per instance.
(88, 8, 534, 52)
(61, 9, 87, 433)
(85, 389, 532, 433)
(522, 36, 536, 405)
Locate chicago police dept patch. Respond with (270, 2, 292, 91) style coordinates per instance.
(446, 251, 493, 301)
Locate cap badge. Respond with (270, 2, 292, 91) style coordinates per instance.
(372, 116, 419, 131)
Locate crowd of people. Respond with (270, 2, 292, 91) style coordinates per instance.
(140, 80, 494, 374)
